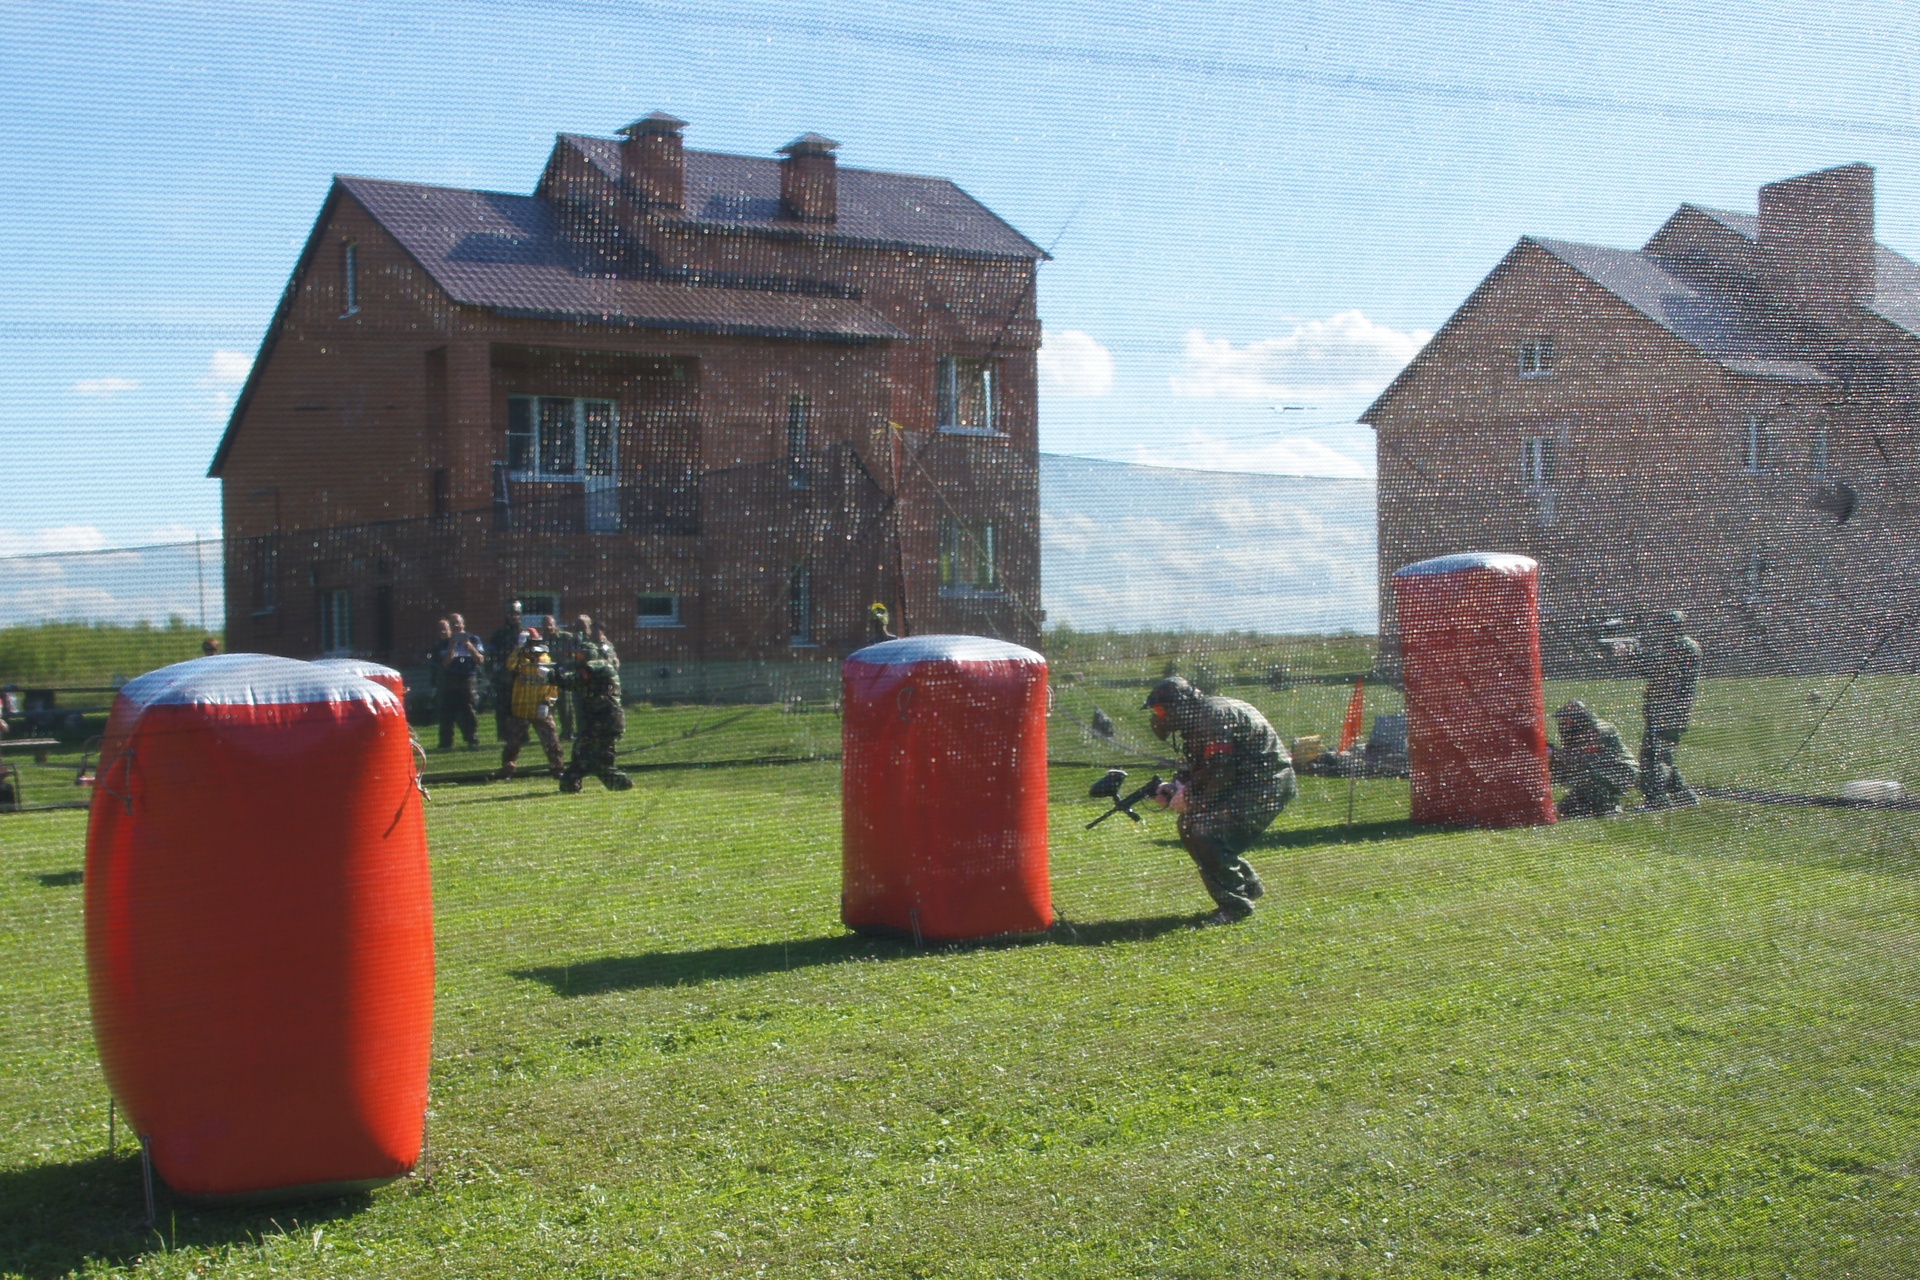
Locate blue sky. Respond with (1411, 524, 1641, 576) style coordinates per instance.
(5, 0, 1918, 557)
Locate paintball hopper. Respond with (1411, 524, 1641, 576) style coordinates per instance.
(1086, 768, 1166, 829)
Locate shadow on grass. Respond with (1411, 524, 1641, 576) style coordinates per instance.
(28, 870, 83, 888)
(1260, 818, 1434, 850)
(515, 915, 1200, 996)
(0, 1153, 372, 1280)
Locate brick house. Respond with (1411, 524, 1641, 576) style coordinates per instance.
(210, 113, 1046, 690)
(1364, 164, 1920, 674)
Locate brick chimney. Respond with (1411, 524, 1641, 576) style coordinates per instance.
(618, 111, 688, 211)
(778, 133, 839, 223)
(1758, 163, 1875, 321)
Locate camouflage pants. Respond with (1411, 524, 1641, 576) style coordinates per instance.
(501, 711, 563, 774)
(1179, 829, 1266, 919)
(1558, 778, 1628, 818)
(1640, 727, 1692, 804)
(1177, 769, 1292, 919)
(561, 703, 630, 793)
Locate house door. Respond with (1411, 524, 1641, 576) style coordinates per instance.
(583, 401, 620, 533)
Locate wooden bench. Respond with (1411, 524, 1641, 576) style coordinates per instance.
(0, 738, 61, 765)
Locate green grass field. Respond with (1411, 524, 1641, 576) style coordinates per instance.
(3, 666, 1919, 1278)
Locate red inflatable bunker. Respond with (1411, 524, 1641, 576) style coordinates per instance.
(85, 654, 433, 1201)
(1392, 552, 1555, 828)
(842, 636, 1051, 941)
(314, 656, 407, 700)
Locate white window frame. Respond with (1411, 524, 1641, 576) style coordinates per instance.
(1740, 414, 1776, 474)
(788, 565, 816, 646)
(637, 593, 682, 628)
(319, 587, 352, 655)
(938, 517, 1002, 595)
(341, 241, 359, 316)
(936, 356, 1000, 436)
(506, 395, 619, 483)
(1521, 435, 1555, 491)
(787, 394, 811, 489)
(1518, 337, 1555, 378)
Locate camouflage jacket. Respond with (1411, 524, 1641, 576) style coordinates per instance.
(1642, 635, 1701, 734)
(1553, 717, 1638, 792)
(557, 658, 622, 709)
(1172, 694, 1295, 828)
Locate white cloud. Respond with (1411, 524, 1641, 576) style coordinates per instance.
(0, 526, 110, 557)
(197, 348, 255, 420)
(204, 349, 254, 387)
(1169, 310, 1431, 405)
(1038, 329, 1114, 398)
(72, 376, 140, 397)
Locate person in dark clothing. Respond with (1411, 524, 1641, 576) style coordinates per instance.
(1551, 700, 1639, 818)
(433, 612, 485, 750)
(1636, 610, 1702, 808)
(486, 602, 523, 743)
(1143, 675, 1297, 924)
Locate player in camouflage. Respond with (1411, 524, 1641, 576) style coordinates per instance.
(1637, 610, 1702, 808)
(1143, 675, 1297, 924)
(1551, 700, 1639, 818)
(555, 646, 631, 793)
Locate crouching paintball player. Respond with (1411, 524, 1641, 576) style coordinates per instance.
(1550, 700, 1638, 818)
(554, 642, 632, 794)
(1142, 675, 1297, 925)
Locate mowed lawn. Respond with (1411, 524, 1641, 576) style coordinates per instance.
(2, 684, 1918, 1277)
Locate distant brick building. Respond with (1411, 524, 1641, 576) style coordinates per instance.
(211, 113, 1046, 685)
(1365, 164, 1920, 674)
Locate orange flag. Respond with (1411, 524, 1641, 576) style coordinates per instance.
(1338, 677, 1366, 752)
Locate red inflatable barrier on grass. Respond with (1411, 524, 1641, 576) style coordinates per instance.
(1393, 552, 1555, 828)
(314, 656, 407, 700)
(84, 654, 433, 1201)
(842, 636, 1051, 941)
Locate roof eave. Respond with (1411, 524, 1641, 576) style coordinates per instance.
(209, 182, 346, 478)
(485, 304, 904, 344)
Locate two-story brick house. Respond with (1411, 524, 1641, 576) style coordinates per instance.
(210, 113, 1046, 687)
(1364, 164, 1920, 674)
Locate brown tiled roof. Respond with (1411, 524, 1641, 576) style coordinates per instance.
(1531, 236, 1831, 383)
(562, 135, 1048, 260)
(339, 176, 908, 341)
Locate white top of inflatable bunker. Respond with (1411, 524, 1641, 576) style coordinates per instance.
(314, 657, 404, 682)
(1393, 551, 1539, 579)
(847, 635, 1046, 666)
(115, 653, 402, 711)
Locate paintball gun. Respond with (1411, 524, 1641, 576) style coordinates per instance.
(1086, 768, 1166, 829)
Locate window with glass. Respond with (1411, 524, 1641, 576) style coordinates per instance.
(1521, 435, 1555, 489)
(789, 565, 814, 644)
(318, 587, 352, 654)
(787, 394, 811, 489)
(341, 241, 359, 315)
(939, 517, 1000, 593)
(506, 396, 618, 481)
(637, 593, 682, 627)
(1518, 337, 1554, 377)
(936, 356, 998, 435)
(1740, 414, 1776, 472)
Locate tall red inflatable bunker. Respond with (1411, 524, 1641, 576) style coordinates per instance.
(84, 654, 433, 1201)
(842, 636, 1051, 941)
(1392, 552, 1556, 828)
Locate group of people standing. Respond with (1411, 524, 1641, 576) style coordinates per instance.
(427, 603, 631, 793)
(1551, 609, 1702, 818)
